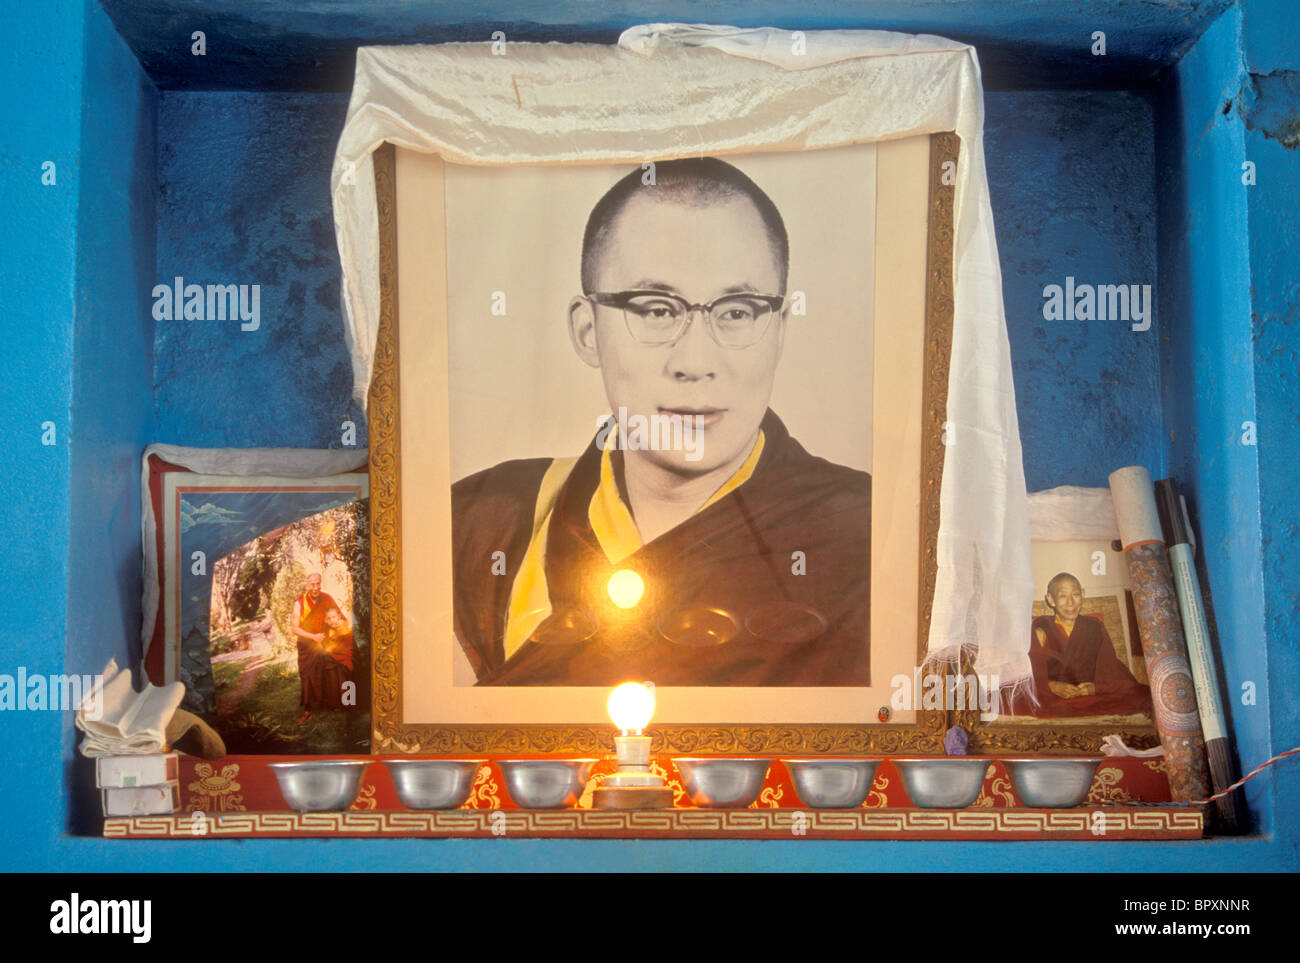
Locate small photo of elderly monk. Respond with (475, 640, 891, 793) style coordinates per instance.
(449, 156, 873, 687)
(1020, 572, 1151, 719)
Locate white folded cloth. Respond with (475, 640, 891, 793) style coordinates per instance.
(332, 27, 1036, 690)
(1100, 734, 1165, 758)
(75, 659, 185, 757)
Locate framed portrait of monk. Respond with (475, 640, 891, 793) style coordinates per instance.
(369, 132, 958, 755)
(955, 536, 1160, 754)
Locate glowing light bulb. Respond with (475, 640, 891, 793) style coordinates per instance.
(607, 569, 645, 609)
(607, 682, 655, 733)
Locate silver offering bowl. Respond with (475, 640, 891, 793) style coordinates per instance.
(892, 757, 989, 809)
(675, 757, 772, 808)
(784, 758, 883, 808)
(383, 759, 486, 811)
(1001, 757, 1103, 808)
(497, 759, 597, 809)
(267, 760, 370, 812)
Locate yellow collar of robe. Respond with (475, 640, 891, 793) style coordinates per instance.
(501, 427, 766, 662)
(588, 426, 767, 565)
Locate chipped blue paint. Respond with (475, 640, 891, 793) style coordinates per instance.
(1242, 69, 1300, 148)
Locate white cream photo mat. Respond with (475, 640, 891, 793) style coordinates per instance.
(395, 137, 926, 724)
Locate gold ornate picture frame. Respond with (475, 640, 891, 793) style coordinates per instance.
(369, 133, 960, 756)
(961, 672, 1160, 756)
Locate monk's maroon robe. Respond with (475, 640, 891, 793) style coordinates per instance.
(1024, 613, 1150, 717)
(296, 591, 350, 710)
(452, 410, 871, 686)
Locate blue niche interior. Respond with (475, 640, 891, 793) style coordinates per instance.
(3, 0, 1293, 871)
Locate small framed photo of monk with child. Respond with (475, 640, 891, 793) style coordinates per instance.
(370, 132, 957, 754)
(145, 459, 371, 755)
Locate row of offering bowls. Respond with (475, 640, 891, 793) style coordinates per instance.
(268, 757, 1104, 813)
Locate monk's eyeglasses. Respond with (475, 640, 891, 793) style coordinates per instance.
(586, 290, 784, 349)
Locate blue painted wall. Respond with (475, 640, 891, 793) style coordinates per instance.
(153, 91, 363, 449)
(68, 0, 159, 691)
(1239, 0, 1300, 850)
(1155, 5, 1272, 831)
(987, 90, 1163, 491)
(63, 0, 160, 833)
(0, 0, 84, 860)
(97, 0, 1234, 91)
(1, 0, 1295, 870)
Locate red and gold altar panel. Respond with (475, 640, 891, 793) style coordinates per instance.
(100, 753, 1199, 840)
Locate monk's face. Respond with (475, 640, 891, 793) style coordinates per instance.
(305, 574, 321, 602)
(573, 193, 785, 476)
(325, 610, 343, 628)
(1047, 578, 1083, 620)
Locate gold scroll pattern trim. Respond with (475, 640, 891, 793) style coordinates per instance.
(104, 808, 1203, 838)
(350, 783, 378, 810)
(465, 764, 502, 809)
(973, 773, 1016, 808)
(186, 762, 246, 813)
(863, 773, 890, 809)
(1085, 766, 1136, 805)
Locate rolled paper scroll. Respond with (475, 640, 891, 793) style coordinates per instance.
(1108, 466, 1211, 803)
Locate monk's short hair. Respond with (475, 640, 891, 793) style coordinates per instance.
(1046, 572, 1082, 597)
(581, 157, 789, 294)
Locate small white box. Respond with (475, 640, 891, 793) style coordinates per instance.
(101, 782, 180, 817)
(95, 752, 179, 789)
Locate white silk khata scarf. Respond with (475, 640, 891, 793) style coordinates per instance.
(330, 24, 1034, 696)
